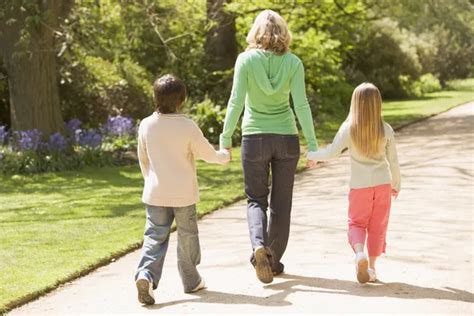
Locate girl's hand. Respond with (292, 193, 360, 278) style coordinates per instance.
(391, 189, 399, 199)
(306, 159, 318, 169)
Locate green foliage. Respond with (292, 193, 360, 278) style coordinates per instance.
(346, 18, 422, 98)
(0, 146, 118, 175)
(102, 135, 137, 153)
(369, 0, 474, 83)
(0, 149, 83, 174)
(1, 0, 472, 139)
(187, 97, 226, 144)
(415, 73, 442, 94)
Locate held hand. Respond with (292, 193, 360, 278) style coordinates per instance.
(391, 189, 399, 199)
(306, 159, 318, 169)
(225, 147, 232, 161)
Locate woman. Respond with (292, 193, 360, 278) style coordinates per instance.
(219, 10, 318, 284)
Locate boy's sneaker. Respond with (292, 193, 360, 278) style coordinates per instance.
(368, 268, 377, 282)
(254, 246, 274, 284)
(136, 278, 155, 305)
(188, 279, 206, 293)
(355, 252, 370, 284)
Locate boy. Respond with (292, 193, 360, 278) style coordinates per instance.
(135, 74, 230, 305)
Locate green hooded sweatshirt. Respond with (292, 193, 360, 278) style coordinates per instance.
(219, 49, 318, 151)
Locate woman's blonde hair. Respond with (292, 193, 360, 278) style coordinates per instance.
(246, 10, 291, 55)
(349, 82, 385, 158)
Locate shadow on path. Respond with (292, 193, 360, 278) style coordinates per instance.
(145, 273, 474, 310)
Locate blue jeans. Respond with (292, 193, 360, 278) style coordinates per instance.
(241, 134, 300, 269)
(135, 204, 202, 293)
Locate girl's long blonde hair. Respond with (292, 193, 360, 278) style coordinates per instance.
(349, 82, 385, 158)
(246, 10, 291, 55)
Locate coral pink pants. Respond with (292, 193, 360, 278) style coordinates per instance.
(348, 184, 392, 257)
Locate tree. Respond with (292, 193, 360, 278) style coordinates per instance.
(204, 0, 238, 104)
(0, 0, 73, 134)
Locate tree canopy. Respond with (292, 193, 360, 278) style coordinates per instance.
(0, 0, 472, 135)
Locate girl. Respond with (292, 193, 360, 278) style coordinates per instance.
(307, 82, 400, 283)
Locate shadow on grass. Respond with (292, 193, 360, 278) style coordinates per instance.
(145, 273, 473, 310)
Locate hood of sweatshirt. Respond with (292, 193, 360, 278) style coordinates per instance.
(248, 50, 294, 96)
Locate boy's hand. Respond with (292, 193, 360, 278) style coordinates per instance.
(391, 189, 399, 199)
(306, 159, 318, 169)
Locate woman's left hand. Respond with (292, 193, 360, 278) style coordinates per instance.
(225, 147, 233, 161)
(306, 160, 318, 169)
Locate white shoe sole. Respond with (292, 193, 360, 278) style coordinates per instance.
(187, 279, 206, 293)
(136, 279, 155, 305)
(356, 258, 370, 284)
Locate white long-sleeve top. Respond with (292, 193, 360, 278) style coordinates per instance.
(307, 121, 401, 191)
(138, 112, 230, 207)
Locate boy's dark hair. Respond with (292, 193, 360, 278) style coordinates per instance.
(153, 74, 186, 114)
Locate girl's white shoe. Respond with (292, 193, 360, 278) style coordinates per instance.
(355, 252, 369, 284)
(368, 268, 377, 282)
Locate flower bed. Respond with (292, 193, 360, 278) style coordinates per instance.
(0, 116, 137, 174)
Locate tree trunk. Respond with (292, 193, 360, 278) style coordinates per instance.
(0, 1, 72, 135)
(205, 0, 238, 104)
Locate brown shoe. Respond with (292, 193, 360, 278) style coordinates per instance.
(272, 262, 285, 276)
(254, 246, 273, 284)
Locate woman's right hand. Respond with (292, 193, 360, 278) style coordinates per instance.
(391, 189, 399, 199)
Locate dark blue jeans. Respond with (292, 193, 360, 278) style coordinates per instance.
(241, 134, 300, 269)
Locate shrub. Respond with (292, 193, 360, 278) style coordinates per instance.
(397, 73, 442, 98)
(415, 73, 442, 94)
(346, 18, 422, 99)
(188, 97, 226, 145)
(0, 115, 138, 175)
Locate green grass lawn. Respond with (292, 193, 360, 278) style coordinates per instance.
(0, 79, 473, 312)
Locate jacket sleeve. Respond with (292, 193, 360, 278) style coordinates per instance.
(137, 124, 150, 179)
(386, 129, 401, 192)
(290, 60, 319, 151)
(219, 54, 247, 149)
(192, 122, 230, 164)
(307, 123, 349, 161)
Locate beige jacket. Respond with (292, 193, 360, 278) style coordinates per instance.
(138, 112, 230, 207)
(307, 122, 401, 191)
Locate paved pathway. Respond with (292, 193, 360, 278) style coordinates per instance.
(10, 103, 474, 314)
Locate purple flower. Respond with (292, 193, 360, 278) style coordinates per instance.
(104, 115, 134, 137)
(0, 125, 7, 145)
(48, 132, 67, 151)
(12, 129, 43, 151)
(77, 129, 102, 149)
(66, 119, 82, 134)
